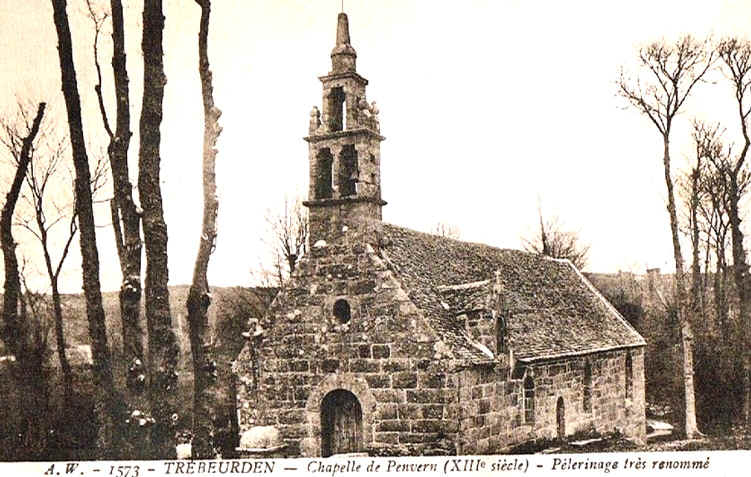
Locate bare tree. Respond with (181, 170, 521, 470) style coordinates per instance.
(618, 35, 715, 437)
(1, 105, 108, 405)
(717, 37, 751, 425)
(85, 0, 151, 456)
(186, 0, 223, 458)
(50, 0, 125, 457)
(264, 196, 308, 286)
(522, 207, 590, 270)
(695, 137, 735, 336)
(138, 0, 180, 458)
(0, 102, 46, 457)
(432, 222, 461, 240)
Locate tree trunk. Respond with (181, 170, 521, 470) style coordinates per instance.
(689, 167, 703, 319)
(1, 103, 46, 459)
(1, 102, 44, 357)
(50, 279, 73, 403)
(36, 214, 74, 404)
(50, 0, 121, 457)
(187, 0, 223, 458)
(727, 177, 751, 425)
(662, 136, 700, 438)
(139, 0, 179, 458)
(101, 0, 150, 456)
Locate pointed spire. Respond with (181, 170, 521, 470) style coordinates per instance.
(331, 13, 357, 73)
(336, 12, 351, 46)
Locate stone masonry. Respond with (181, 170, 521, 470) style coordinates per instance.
(234, 12, 647, 457)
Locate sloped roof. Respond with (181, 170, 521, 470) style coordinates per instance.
(379, 224, 645, 362)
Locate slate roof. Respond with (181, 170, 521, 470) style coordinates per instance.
(379, 224, 646, 363)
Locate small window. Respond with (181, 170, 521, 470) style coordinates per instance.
(333, 299, 351, 324)
(583, 360, 592, 412)
(523, 376, 535, 424)
(625, 353, 633, 400)
(495, 314, 506, 354)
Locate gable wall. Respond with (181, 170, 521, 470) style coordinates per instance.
(235, 225, 461, 457)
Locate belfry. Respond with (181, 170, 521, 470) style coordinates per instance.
(304, 13, 386, 245)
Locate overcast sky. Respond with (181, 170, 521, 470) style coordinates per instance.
(1, 0, 750, 294)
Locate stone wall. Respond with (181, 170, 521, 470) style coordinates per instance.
(233, 218, 647, 457)
(522, 349, 646, 446)
(455, 347, 646, 454)
(455, 362, 524, 455)
(235, 223, 460, 457)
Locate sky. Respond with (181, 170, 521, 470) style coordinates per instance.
(1, 0, 750, 294)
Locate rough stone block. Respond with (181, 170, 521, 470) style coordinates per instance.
(351, 279, 376, 295)
(400, 433, 437, 444)
(397, 404, 421, 420)
(290, 360, 309, 372)
(349, 359, 380, 373)
(375, 432, 399, 444)
(376, 419, 410, 432)
(412, 419, 443, 434)
(376, 403, 399, 420)
(361, 373, 388, 388)
(383, 358, 409, 373)
(372, 344, 391, 359)
(423, 405, 444, 419)
(320, 358, 339, 373)
(393, 372, 418, 389)
(420, 373, 445, 389)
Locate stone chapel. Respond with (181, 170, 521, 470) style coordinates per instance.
(234, 12, 647, 457)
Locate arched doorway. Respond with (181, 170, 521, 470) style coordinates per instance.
(320, 389, 362, 457)
(556, 397, 565, 440)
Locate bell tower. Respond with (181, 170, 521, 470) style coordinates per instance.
(303, 12, 386, 244)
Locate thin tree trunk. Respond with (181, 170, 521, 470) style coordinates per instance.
(187, 0, 222, 458)
(139, 0, 179, 458)
(690, 166, 703, 319)
(50, 0, 120, 457)
(36, 212, 75, 404)
(1, 102, 44, 357)
(1, 105, 49, 459)
(51, 279, 73, 402)
(100, 0, 150, 456)
(662, 136, 700, 438)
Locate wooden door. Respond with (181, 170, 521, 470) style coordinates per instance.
(321, 390, 362, 456)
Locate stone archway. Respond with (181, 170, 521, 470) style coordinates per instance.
(302, 374, 376, 457)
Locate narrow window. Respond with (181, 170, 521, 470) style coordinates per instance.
(328, 87, 345, 131)
(625, 353, 633, 400)
(583, 360, 592, 412)
(523, 376, 535, 424)
(333, 299, 351, 324)
(315, 149, 333, 199)
(495, 314, 506, 354)
(339, 145, 358, 197)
